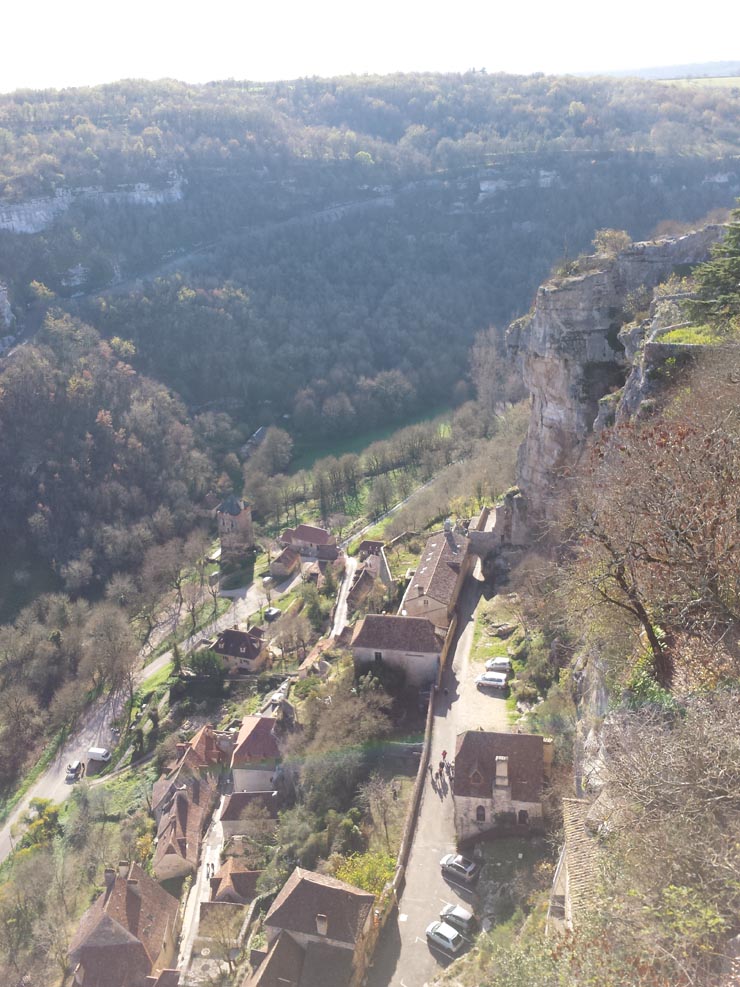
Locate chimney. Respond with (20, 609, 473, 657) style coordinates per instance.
(118, 860, 130, 879)
(495, 756, 509, 788)
(315, 913, 328, 936)
(542, 737, 554, 777)
(103, 867, 116, 887)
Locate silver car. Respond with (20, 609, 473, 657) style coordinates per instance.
(426, 920, 465, 955)
(440, 853, 480, 884)
(440, 903, 477, 936)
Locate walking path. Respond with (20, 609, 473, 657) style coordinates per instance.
(178, 797, 226, 978)
(368, 565, 510, 987)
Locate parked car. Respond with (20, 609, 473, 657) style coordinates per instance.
(425, 920, 465, 956)
(475, 671, 508, 690)
(485, 656, 512, 674)
(440, 853, 480, 884)
(440, 903, 477, 936)
(65, 760, 83, 782)
(264, 606, 281, 621)
(87, 747, 111, 762)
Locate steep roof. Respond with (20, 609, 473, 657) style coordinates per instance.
(245, 930, 306, 987)
(350, 614, 443, 654)
(217, 494, 248, 516)
(405, 529, 468, 606)
(272, 545, 301, 566)
(221, 790, 280, 822)
(212, 627, 265, 662)
(231, 715, 281, 767)
(244, 930, 355, 987)
(282, 524, 336, 546)
(453, 730, 545, 803)
(562, 798, 601, 925)
(68, 863, 179, 987)
(264, 867, 374, 947)
(211, 859, 262, 903)
(152, 776, 216, 876)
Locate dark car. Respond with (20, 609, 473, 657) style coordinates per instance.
(440, 853, 481, 884)
(440, 903, 477, 936)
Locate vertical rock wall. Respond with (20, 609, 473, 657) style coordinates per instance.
(506, 226, 723, 523)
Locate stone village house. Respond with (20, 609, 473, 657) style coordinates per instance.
(452, 730, 553, 841)
(244, 868, 377, 987)
(350, 613, 445, 687)
(68, 861, 180, 987)
(399, 527, 472, 631)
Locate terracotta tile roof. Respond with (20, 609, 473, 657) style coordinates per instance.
(562, 798, 601, 924)
(221, 790, 280, 822)
(183, 723, 226, 768)
(357, 539, 384, 556)
(211, 859, 262, 903)
(153, 776, 217, 877)
(212, 628, 265, 663)
(68, 863, 178, 987)
(405, 529, 468, 606)
(453, 730, 545, 803)
(264, 868, 374, 947)
(272, 545, 301, 566)
(281, 524, 336, 547)
(350, 614, 443, 654)
(231, 715, 281, 767)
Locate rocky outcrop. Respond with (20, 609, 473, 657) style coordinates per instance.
(0, 175, 184, 234)
(0, 282, 14, 330)
(507, 226, 723, 523)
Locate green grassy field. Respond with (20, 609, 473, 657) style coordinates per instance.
(290, 404, 452, 473)
(665, 76, 740, 89)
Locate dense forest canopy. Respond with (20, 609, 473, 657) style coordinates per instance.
(0, 71, 738, 613)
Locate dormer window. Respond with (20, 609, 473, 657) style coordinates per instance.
(470, 769, 483, 786)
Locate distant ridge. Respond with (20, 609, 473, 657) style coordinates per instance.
(584, 60, 740, 80)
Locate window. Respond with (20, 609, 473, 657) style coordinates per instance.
(518, 809, 529, 825)
(470, 770, 483, 786)
(374, 651, 383, 664)
(476, 805, 486, 822)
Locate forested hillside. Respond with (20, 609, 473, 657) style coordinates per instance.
(1, 72, 739, 610)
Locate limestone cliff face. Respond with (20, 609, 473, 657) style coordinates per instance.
(507, 226, 723, 521)
(0, 175, 184, 235)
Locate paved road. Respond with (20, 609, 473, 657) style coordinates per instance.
(331, 555, 358, 638)
(0, 571, 300, 865)
(368, 568, 510, 987)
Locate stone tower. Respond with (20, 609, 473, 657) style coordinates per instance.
(216, 495, 254, 561)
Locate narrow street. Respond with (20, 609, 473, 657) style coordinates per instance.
(369, 566, 510, 987)
(178, 797, 226, 979)
(331, 555, 358, 638)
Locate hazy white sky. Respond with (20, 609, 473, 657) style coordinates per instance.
(3, 0, 739, 93)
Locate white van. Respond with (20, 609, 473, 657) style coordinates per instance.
(87, 747, 111, 762)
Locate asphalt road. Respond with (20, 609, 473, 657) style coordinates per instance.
(368, 569, 511, 987)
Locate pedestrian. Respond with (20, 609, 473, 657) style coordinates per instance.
(441, 749, 447, 763)
(439, 759, 444, 774)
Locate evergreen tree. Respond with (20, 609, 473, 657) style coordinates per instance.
(687, 201, 740, 330)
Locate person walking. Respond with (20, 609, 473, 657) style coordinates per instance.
(441, 749, 448, 763)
